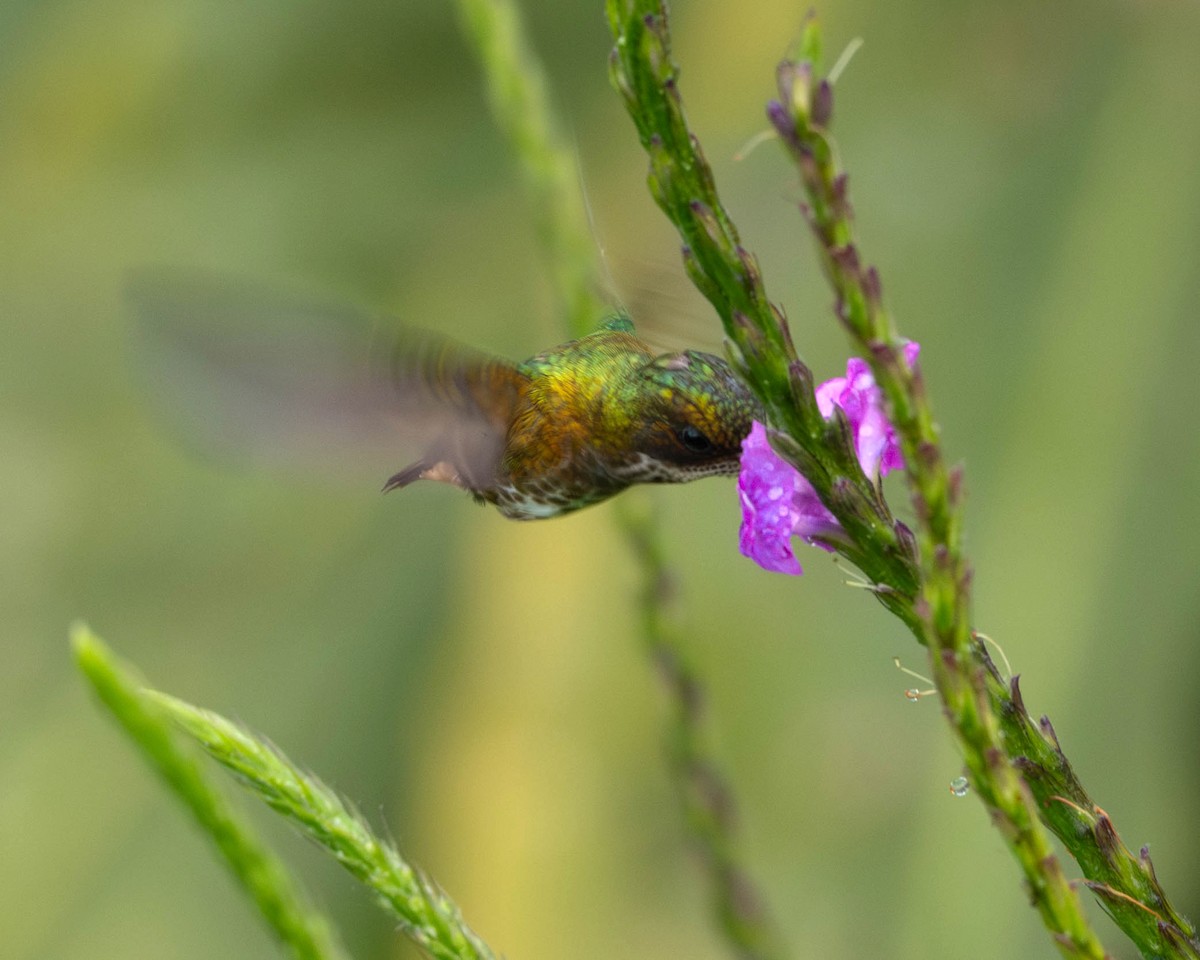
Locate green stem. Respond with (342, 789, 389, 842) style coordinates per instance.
(617, 497, 788, 960)
(605, 0, 920, 617)
(603, 2, 1199, 958)
(768, 20, 1198, 960)
(454, 0, 607, 337)
(147, 690, 496, 960)
(456, 3, 787, 957)
(71, 626, 348, 960)
(765, 24, 1104, 960)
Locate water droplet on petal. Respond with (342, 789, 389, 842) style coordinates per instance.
(949, 776, 969, 797)
(768, 485, 784, 501)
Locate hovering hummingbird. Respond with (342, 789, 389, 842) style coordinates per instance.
(384, 314, 760, 519)
(131, 277, 760, 519)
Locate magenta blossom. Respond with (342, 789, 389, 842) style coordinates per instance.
(737, 343, 919, 575)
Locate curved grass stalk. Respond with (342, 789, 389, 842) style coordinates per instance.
(146, 690, 496, 960)
(72, 626, 349, 960)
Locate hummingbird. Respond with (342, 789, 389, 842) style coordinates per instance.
(383, 313, 761, 519)
(130, 276, 760, 519)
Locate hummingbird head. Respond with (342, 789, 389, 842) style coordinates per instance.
(619, 349, 762, 483)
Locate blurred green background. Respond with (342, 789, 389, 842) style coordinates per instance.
(5, 1, 1200, 958)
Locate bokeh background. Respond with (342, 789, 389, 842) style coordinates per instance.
(5, 1, 1200, 958)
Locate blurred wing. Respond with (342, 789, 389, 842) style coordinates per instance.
(128, 271, 525, 491)
(605, 255, 727, 355)
(383, 326, 528, 493)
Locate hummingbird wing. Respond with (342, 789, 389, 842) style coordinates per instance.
(599, 255, 729, 356)
(128, 271, 527, 494)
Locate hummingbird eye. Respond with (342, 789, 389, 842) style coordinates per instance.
(676, 424, 716, 455)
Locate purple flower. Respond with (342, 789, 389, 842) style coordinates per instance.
(737, 424, 804, 575)
(737, 344, 918, 575)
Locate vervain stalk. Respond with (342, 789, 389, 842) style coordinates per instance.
(605, 2, 922, 634)
(455, 1, 786, 956)
(606, 2, 1198, 958)
(766, 19, 1198, 960)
